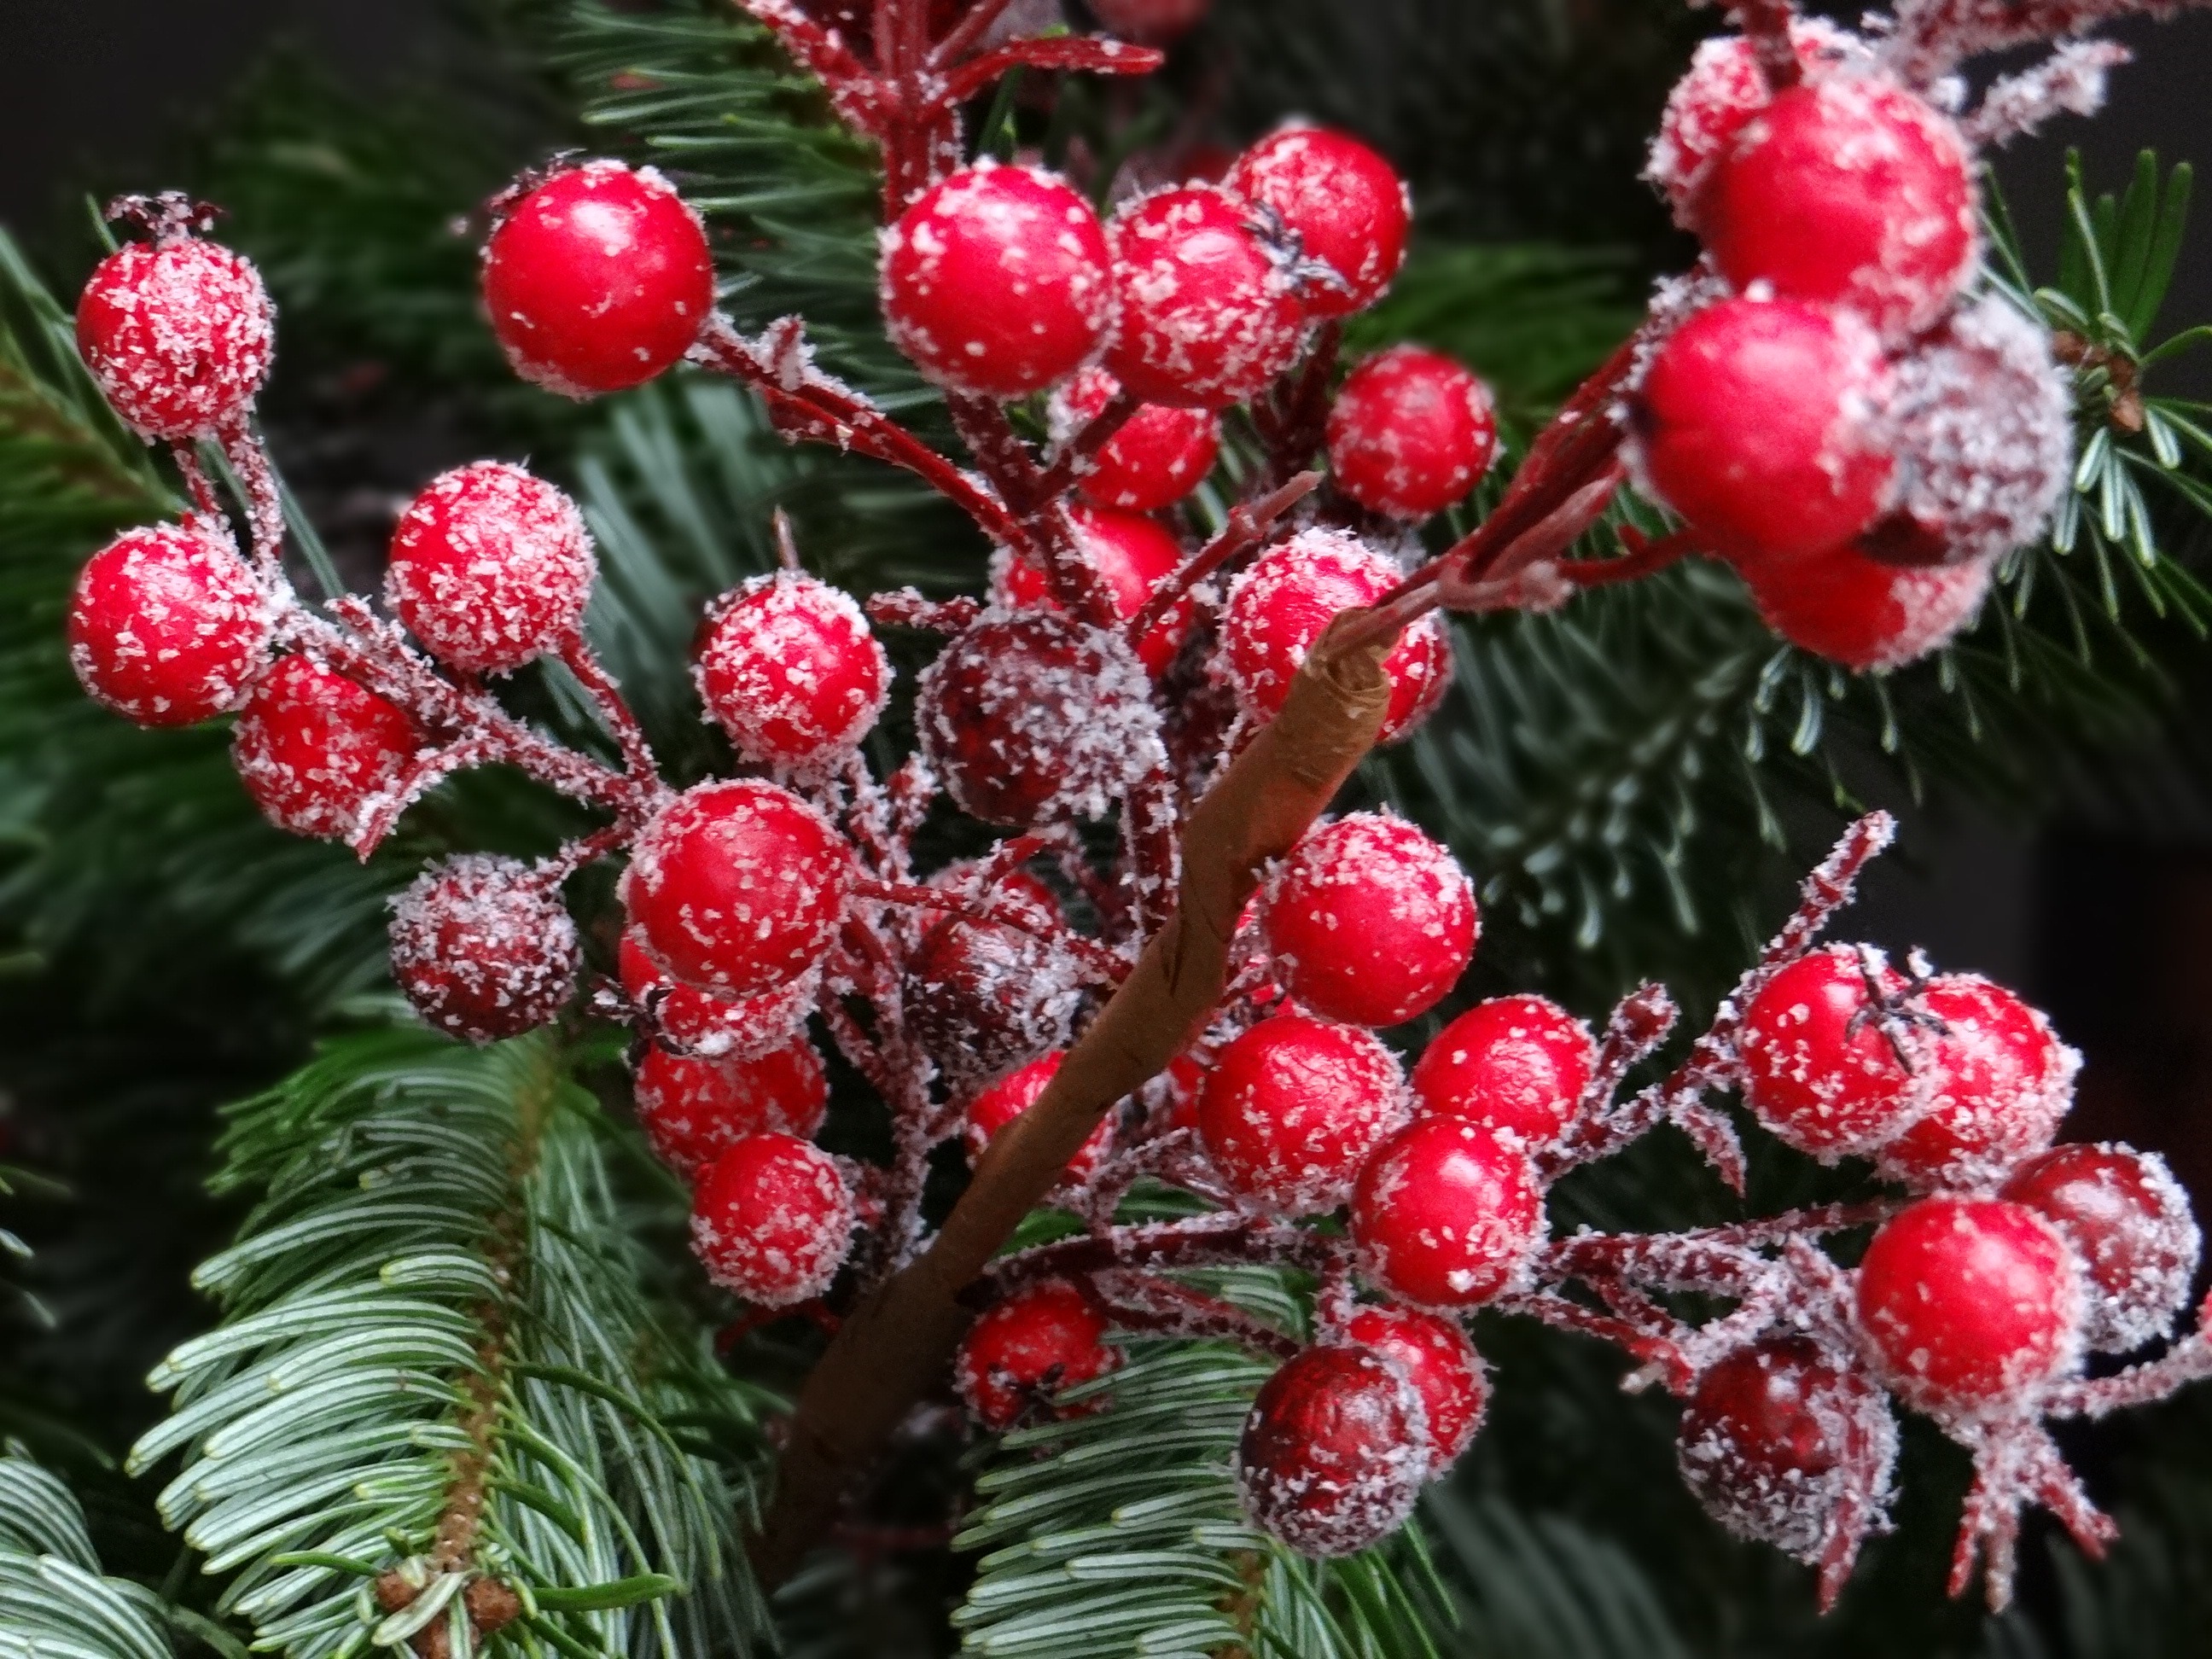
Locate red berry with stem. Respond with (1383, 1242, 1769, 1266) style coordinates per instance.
(1412, 994, 1596, 1150)
(482, 159, 714, 398)
(690, 1132, 855, 1306)
(1352, 1118, 1545, 1308)
(77, 235, 274, 440)
(67, 524, 271, 727)
(1236, 1344, 1429, 1557)
(618, 928, 818, 1062)
(634, 1038, 829, 1179)
(694, 572, 889, 771)
(1632, 296, 1895, 565)
(964, 1051, 1116, 1189)
(1734, 944, 1924, 1159)
(1104, 184, 1306, 410)
(1856, 1195, 2082, 1414)
(996, 504, 1196, 677)
(880, 162, 1115, 399)
(623, 779, 852, 997)
(230, 655, 422, 841)
(1197, 1011, 1406, 1216)
(1343, 1306, 1488, 1472)
(1258, 812, 1477, 1027)
(1875, 975, 2074, 1189)
(1220, 529, 1452, 744)
(1740, 538, 1994, 672)
(1052, 367, 1220, 513)
(954, 1280, 1122, 1430)
(2003, 1143, 2201, 1353)
(388, 854, 581, 1044)
(1088, 0, 1211, 44)
(1226, 125, 1410, 318)
(386, 462, 597, 676)
(1325, 346, 1497, 521)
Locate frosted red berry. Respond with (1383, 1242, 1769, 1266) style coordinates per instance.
(1052, 367, 1220, 514)
(481, 160, 714, 398)
(1259, 812, 1477, 1027)
(1197, 1012, 1406, 1216)
(690, 1132, 854, 1306)
(1632, 296, 1894, 566)
(993, 504, 1195, 677)
(2003, 1143, 2201, 1353)
(1104, 185, 1306, 410)
(1226, 126, 1410, 318)
(1351, 1118, 1544, 1308)
(1412, 994, 1595, 1150)
(1237, 1344, 1428, 1557)
(1734, 944, 1921, 1158)
(230, 655, 421, 841)
(1220, 529, 1452, 744)
(388, 854, 581, 1044)
(1875, 975, 2073, 1189)
(386, 462, 597, 675)
(964, 1051, 1116, 1188)
(618, 928, 818, 1062)
(1856, 1195, 2081, 1413)
(880, 162, 1114, 399)
(1088, 0, 1211, 43)
(1742, 538, 1994, 672)
(67, 524, 271, 727)
(905, 906, 1084, 1096)
(623, 779, 852, 997)
(77, 236, 273, 440)
(694, 572, 888, 771)
(634, 1038, 828, 1179)
(1325, 346, 1497, 521)
(954, 1280, 1122, 1430)
(1343, 1305, 1487, 1471)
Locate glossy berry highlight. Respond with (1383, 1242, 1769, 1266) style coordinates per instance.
(1412, 995, 1595, 1150)
(1236, 1344, 1429, 1557)
(1197, 1011, 1405, 1215)
(1352, 1118, 1545, 1308)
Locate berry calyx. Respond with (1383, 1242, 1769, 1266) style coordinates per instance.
(67, 524, 271, 727)
(1325, 346, 1497, 521)
(1196, 1012, 1406, 1216)
(1644, 20, 1868, 222)
(1236, 1344, 1428, 1557)
(996, 504, 1196, 677)
(1104, 185, 1306, 409)
(387, 854, 581, 1044)
(963, 1051, 1115, 1188)
(481, 160, 714, 398)
(2003, 1143, 2201, 1353)
(1734, 944, 1922, 1159)
(1351, 1118, 1545, 1308)
(231, 655, 422, 841)
(1052, 367, 1220, 513)
(76, 234, 274, 440)
(1412, 994, 1596, 1150)
(618, 928, 818, 1062)
(690, 1132, 855, 1306)
(1741, 538, 1994, 671)
(880, 162, 1115, 399)
(1342, 1306, 1487, 1472)
(1856, 1195, 2081, 1413)
(386, 462, 597, 676)
(1226, 126, 1410, 317)
(1874, 975, 2073, 1189)
(694, 572, 889, 771)
(954, 1280, 1122, 1430)
(1258, 812, 1477, 1027)
(635, 1039, 828, 1180)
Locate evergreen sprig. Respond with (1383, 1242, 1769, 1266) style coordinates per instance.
(0, 1452, 176, 1659)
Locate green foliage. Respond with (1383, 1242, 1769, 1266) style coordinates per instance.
(1423, 1490, 1689, 1659)
(0, 1453, 177, 1659)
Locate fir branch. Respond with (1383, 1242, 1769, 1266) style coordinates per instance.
(0, 1452, 177, 1659)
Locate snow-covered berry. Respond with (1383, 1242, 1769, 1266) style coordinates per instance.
(481, 160, 714, 398)
(77, 235, 273, 440)
(231, 655, 421, 841)
(1734, 944, 1924, 1159)
(1325, 346, 1497, 521)
(964, 1051, 1115, 1188)
(1351, 1118, 1545, 1308)
(905, 903, 1086, 1097)
(995, 504, 1195, 677)
(1226, 125, 1410, 317)
(1196, 1011, 1406, 1216)
(618, 928, 818, 1062)
(1258, 812, 1477, 1027)
(388, 854, 580, 1044)
(386, 462, 597, 675)
(2003, 1143, 2201, 1353)
(694, 572, 888, 771)
(1412, 994, 1596, 1150)
(634, 1038, 828, 1179)
(1741, 538, 1994, 671)
(1343, 1305, 1488, 1473)
(1874, 975, 2074, 1189)
(1237, 1344, 1428, 1557)
(67, 524, 271, 726)
(690, 1132, 854, 1306)
(1051, 367, 1220, 513)
(1088, 0, 1210, 43)
(955, 1280, 1122, 1430)
(1104, 184, 1306, 409)
(880, 162, 1115, 399)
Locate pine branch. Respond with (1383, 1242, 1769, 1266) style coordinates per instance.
(0, 1452, 178, 1659)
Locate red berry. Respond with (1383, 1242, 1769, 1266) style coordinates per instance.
(690, 1132, 854, 1305)
(1701, 78, 1976, 341)
(1236, 1344, 1427, 1557)
(1088, 0, 1210, 43)
(995, 504, 1195, 677)
(1052, 367, 1220, 513)
(1325, 346, 1497, 521)
(77, 236, 273, 440)
(1875, 976, 2073, 1189)
(482, 160, 714, 398)
(623, 780, 852, 996)
(386, 462, 597, 675)
(2003, 1143, 2201, 1353)
(1412, 995, 1595, 1150)
(634, 1039, 828, 1179)
(230, 655, 422, 841)
(1856, 1195, 2081, 1413)
(694, 572, 888, 771)
(1342, 1306, 1488, 1471)
(1676, 1336, 1895, 1558)
(387, 854, 580, 1044)
(1632, 296, 1894, 565)
(916, 610, 1163, 827)
(954, 1280, 1122, 1430)
(904, 907, 1084, 1097)
(67, 524, 271, 726)
(1353, 1118, 1544, 1308)
(965, 1052, 1116, 1187)
(1741, 538, 1994, 671)
(618, 927, 818, 1062)
(1226, 126, 1410, 318)
(1259, 812, 1476, 1027)
(1197, 1012, 1406, 1216)
(1734, 945, 1921, 1158)
(1104, 185, 1306, 410)
(1220, 529, 1452, 744)
(880, 162, 1115, 399)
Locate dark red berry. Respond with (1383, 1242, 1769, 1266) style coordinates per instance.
(1351, 1118, 1545, 1308)
(954, 1280, 1122, 1430)
(1875, 975, 2073, 1189)
(1734, 945, 1920, 1159)
(77, 236, 273, 439)
(694, 573, 888, 770)
(690, 1132, 854, 1306)
(995, 504, 1195, 677)
(1053, 367, 1220, 513)
(1741, 538, 1994, 671)
(388, 854, 580, 1044)
(634, 1039, 828, 1180)
(964, 1051, 1115, 1187)
(1236, 1344, 1427, 1557)
(1088, 0, 1210, 43)
(1105, 185, 1306, 410)
(1412, 995, 1595, 1150)
(1226, 126, 1410, 317)
(1343, 1305, 1487, 1471)
(231, 655, 422, 841)
(1325, 346, 1497, 521)
(904, 905, 1085, 1097)
(1197, 1012, 1406, 1216)
(2003, 1143, 2201, 1353)
(618, 927, 818, 1062)
(67, 524, 271, 726)
(386, 462, 597, 675)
